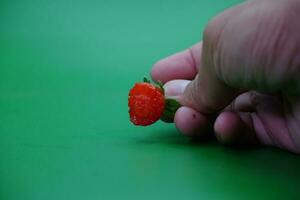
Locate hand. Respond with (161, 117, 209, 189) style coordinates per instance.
(151, 0, 300, 153)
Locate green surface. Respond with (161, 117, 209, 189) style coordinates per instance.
(1, 0, 300, 199)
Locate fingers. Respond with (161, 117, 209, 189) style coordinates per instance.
(214, 112, 258, 146)
(151, 42, 202, 83)
(174, 107, 211, 138)
(164, 80, 265, 147)
(164, 80, 255, 143)
(164, 79, 212, 138)
(224, 91, 257, 112)
(182, 50, 240, 113)
(182, 7, 241, 113)
(214, 111, 298, 151)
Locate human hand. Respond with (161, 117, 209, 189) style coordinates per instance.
(151, 0, 300, 153)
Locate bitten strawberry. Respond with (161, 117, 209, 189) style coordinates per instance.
(128, 78, 181, 126)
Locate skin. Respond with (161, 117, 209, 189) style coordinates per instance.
(151, 0, 300, 153)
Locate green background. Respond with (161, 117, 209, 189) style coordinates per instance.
(1, 0, 300, 199)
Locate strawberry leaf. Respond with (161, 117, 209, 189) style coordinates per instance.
(143, 77, 151, 83)
(156, 81, 164, 91)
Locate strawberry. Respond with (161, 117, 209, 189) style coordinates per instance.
(128, 78, 181, 126)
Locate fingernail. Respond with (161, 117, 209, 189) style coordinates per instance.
(164, 80, 190, 96)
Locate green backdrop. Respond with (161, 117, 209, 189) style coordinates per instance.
(1, 0, 300, 199)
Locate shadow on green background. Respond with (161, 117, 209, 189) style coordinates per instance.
(1, 0, 300, 199)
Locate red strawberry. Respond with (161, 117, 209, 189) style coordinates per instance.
(128, 78, 181, 126)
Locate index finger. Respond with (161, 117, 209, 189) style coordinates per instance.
(151, 42, 202, 83)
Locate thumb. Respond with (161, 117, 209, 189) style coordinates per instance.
(182, 8, 240, 114)
(183, 60, 240, 114)
(183, 0, 300, 113)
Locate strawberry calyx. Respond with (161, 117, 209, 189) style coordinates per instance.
(160, 98, 181, 123)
